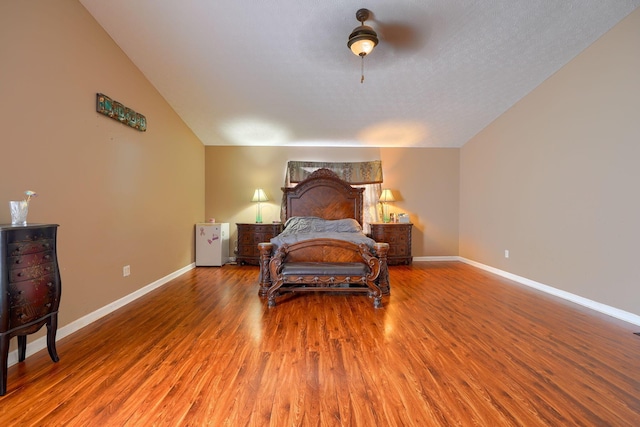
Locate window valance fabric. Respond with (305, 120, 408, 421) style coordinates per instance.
(287, 160, 383, 185)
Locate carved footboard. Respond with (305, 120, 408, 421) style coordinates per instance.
(258, 239, 389, 308)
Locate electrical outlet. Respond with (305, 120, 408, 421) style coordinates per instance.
(504, 250, 509, 259)
(123, 265, 131, 277)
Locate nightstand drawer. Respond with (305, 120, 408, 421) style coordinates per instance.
(236, 223, 283, 266)
(239, 233, 254, 245)
(388, 245, 409, 257)
(238, 245, 256, 257)
(369, 223, 413, 265)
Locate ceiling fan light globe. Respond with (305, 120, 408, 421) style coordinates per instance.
(349, 39, 376, 56)
(347, 25, 379, 56)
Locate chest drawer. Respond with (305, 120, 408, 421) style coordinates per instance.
(6, 271, 58, 329)
(9, 262, 57, 283)
(8, 250, 55, 270)
(8, 275, 56, 305)
(6, 228, 55, 244)
(10, 300, 55, 329)
(7, 239, 54, 257)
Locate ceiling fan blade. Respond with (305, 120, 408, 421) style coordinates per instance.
(377, 22, 423, 50)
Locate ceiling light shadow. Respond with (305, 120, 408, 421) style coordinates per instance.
(219, 117, 291, 146)
(358, 121, 429, 147)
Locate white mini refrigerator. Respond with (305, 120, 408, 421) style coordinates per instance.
(195, 223, 229, 266)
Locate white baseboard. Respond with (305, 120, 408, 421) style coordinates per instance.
(8, 263, 196, 367)
(457, 257, 640, 327)
(412, 256, 460, 262)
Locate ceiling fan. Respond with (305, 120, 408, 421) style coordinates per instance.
(346, 8, 422, 82)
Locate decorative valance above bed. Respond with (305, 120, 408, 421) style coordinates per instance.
(287, 160, 383, 185)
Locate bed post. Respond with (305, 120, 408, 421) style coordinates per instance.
(258, 242, 274, 296)
(374, 242, 390, 295)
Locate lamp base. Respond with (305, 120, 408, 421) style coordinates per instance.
(382, 203, 391, 223)
(256, 203, 263, 223)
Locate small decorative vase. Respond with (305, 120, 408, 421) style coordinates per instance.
(9, 201, 28, 225)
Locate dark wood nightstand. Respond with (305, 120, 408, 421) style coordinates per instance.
(369, 223, 413, 265)
(236, 223, 283, 265)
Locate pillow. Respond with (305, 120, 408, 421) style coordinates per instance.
(282, 217, 362, 234)
(334, 218, 362, 232)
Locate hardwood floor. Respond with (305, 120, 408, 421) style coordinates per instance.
(1, 262, 639, 425)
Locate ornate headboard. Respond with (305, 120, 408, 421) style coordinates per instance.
(282, 169, 365, 225)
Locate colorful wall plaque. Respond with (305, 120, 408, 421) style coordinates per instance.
(96, 93, 147, 131)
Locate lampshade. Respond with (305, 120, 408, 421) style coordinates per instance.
(379, 189, 395, 203)
(251, 189, 268, 203)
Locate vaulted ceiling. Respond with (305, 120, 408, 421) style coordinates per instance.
(80, 1, 640, 148)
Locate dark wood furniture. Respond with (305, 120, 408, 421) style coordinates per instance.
(265, 239, 387, 308)
(0, 224, 61, 395)
(258, 169, 390, 306)
(369, 223, 413, 265)
(236, 223, 283, 265)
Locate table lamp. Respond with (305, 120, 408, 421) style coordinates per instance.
(251, 189, 268, 223)
(379, 189, 395, 223)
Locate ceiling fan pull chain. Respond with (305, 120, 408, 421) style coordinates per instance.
(361, 55, 365, 83)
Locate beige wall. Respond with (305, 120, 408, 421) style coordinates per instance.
(0, 0, 204, 343)
(205, 146, 459, 257)
(460, 8, 640, 315)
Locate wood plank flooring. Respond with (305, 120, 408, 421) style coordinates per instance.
(1, 262, 639, 425)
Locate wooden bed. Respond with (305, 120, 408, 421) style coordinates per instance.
(257, 168, 390, 307)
